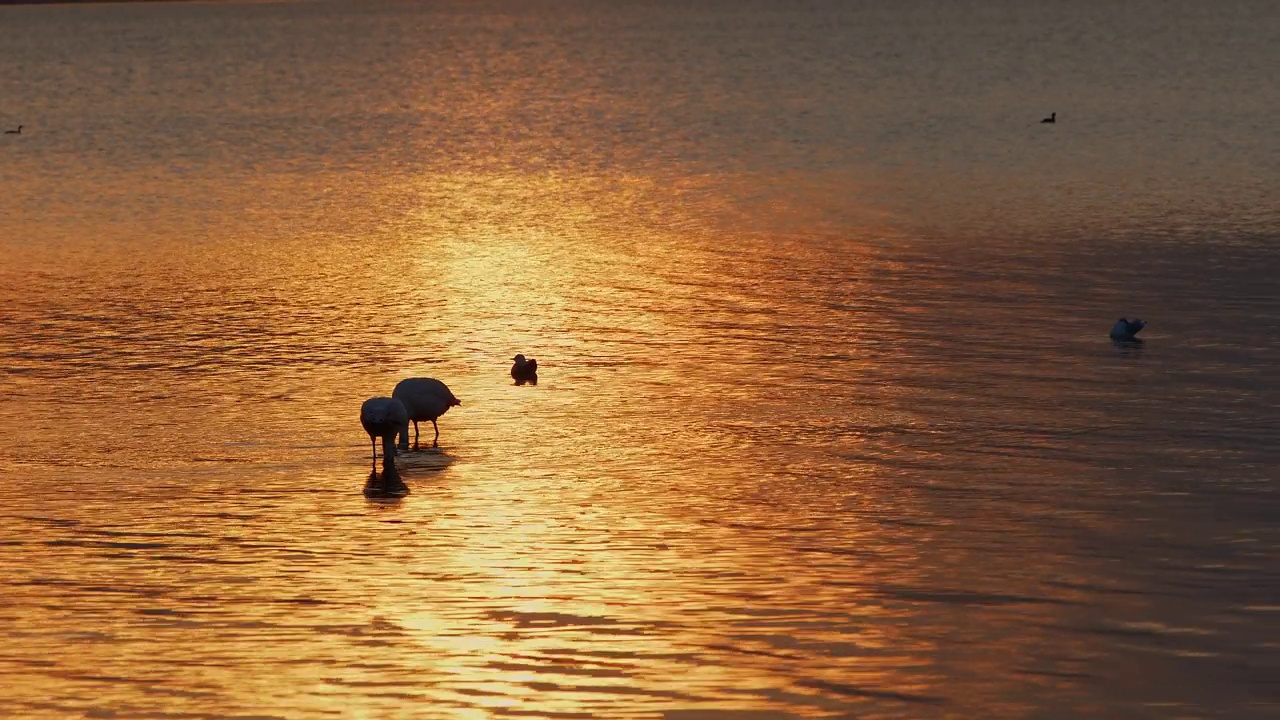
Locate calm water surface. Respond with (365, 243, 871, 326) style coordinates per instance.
(1, 1, 1277, 718)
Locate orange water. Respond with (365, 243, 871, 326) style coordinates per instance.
(1, 1, 1277, 718)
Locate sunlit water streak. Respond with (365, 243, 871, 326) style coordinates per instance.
(1, 1, 1278, 718)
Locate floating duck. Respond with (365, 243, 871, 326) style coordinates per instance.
(511, 354, 538, 385)
(1109, 318, 1146, 341)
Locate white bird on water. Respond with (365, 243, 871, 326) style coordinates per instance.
(392, 377, 461, 451)
(1109, 317, 1146, 341)
(511, 354, 538, 385)
(360, 396, 408, 493)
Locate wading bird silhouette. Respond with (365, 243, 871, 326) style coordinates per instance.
(360, 396, 409, 493)
(392, 377, 462, 450)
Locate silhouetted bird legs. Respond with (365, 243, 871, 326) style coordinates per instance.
(408, 418, 442, 449)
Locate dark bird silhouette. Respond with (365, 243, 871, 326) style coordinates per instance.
(1040, 112, 1056, 124)
(392, 377, 462, 450)
(1109, 317, 1146, 341)
(3, 125, 21, 134)
(360, 396, 408, 493)
(511, 354, 538, 385)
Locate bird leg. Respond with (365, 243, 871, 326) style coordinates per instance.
(432, 419, 440, 448)
(412, 420, 420, 451)
(369, 438, 378, 472)
(380, 435, 401, 489)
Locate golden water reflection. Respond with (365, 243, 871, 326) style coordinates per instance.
(2, 160, 1271, 714)
(0, 165, 1048, 717)
(3, 1, 1277, 715)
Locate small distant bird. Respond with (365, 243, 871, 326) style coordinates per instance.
(3, 125, 21, 135)
(392, 377, 462, 450)
(1109, 317, 1146, 341)
(360, 396, 408, 490)
(511, 354, 538, 385)
(1040, 112, 1056, 124)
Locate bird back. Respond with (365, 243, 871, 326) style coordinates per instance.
(393, 377, 460, 419)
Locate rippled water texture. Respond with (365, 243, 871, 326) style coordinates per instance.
(1, 1, 1278, 718)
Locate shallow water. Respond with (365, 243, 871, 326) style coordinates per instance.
(1, 0, 1278, 718)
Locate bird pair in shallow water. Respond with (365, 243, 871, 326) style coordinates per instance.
(359, 377, 461, 494)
